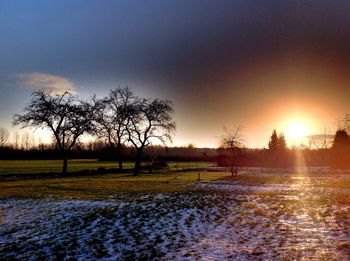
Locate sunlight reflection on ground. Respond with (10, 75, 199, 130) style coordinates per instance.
(1, 168, 350, 260)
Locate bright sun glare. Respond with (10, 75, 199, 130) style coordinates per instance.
(285, 122, 309, 145)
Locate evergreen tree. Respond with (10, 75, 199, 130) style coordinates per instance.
(268, 129, 287, 151)
(278, 133, 287, 150)
(331, 129, 350, 168)
(332, 129, 350, 150)
(268, 129, 279, 151)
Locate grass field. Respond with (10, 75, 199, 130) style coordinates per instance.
(0, 159, 214, 175)
(0, 159, 218, 199)
(0, 171, 227, 199)
(1, 164, 350, 259)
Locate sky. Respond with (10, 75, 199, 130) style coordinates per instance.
(0, 0, 349, 148)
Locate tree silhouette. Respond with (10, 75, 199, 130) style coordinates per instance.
(13, 90, 97, 174)
(307, 129, 333, 149)
(268, 129, 287, 151)
(268, 129, 279, 151)
(93, 87, 135, 169)
(332, 129, 350, 150)
(278, 133, 287, 150)
(337, 114, 350, 133)
(331, 129, 350, 168)
(127, 98, 175, 176)
(220, 126, 244, 176)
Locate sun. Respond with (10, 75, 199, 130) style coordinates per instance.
(285, 121, 309, 145)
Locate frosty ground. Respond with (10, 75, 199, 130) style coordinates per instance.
(1, 169, 350, 260)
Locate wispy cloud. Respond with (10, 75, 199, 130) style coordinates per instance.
(18, 72, 76, 94)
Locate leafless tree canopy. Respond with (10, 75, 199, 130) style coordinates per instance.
(21, 131, 32, 150)
(93, 87, 136, 169)
(337, 114, 350, 133)
(13, 90, 97, 174)
(0, 127, 9, 147)
(12, 88, 176, 175)
(220, 126, 244, 176)
(127, 98, 176, 175)
(94, 88, 133, 145)
(220, 127, 244, 151)
(307, 133, 334, 149)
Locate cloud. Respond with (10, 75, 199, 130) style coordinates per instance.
(18, 72, 76, 94)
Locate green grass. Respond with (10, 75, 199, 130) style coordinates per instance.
(0, 159, 124, 175)
(0, 171, 228, 199)
(0, 160, 214, 175)
(2, 160, 349, 201)
(0, 159, 219, 199)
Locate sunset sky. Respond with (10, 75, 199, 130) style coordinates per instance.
(0, 1, 349, 148)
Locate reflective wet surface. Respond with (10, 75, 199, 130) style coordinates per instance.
(1, 170, 350, 260)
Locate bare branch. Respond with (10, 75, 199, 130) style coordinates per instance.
(0, 127, 10, 147)
(13, 90, 97, 174)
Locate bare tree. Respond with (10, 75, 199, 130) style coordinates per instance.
(93, 87, 135, 169)
(13, 90, 97, 174)
(337, 114, 350, 133)
(14, 131, 20, 149)
(0, 127, 9, 147)
(21, 131, 31, 150)
(220, 126, 244, 176)
(307, 128, 334, 149)
(127, 98, 176, 176)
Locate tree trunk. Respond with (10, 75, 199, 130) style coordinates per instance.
(118, 158, 123, 170)
(133, 149, 143, 176)
(117, 143, 123, 170)
(62, 154, 68, 175)
(230, 154, 234, 176)
(230, 152, 238, 176)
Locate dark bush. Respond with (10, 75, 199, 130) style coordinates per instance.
(151, 161, 168, 169)
(97, 167, 106, 174)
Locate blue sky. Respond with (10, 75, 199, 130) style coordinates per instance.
(1, 1, 349, 147)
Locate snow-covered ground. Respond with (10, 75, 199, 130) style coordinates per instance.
(1, 173, 350, 260)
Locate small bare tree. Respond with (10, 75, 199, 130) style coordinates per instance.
(13, 90, 97, 174)
(0, 127, 9, 147)
(307, 129, 334, 149)
(220, 126, 244, 176)
(337, 114, 350, 133)
(93, 87, 135, 169)
(21, 131, 31, 150)
(127, 98, 176, 176)
(14, 131, 20, 149)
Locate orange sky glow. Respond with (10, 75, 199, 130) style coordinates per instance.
(1, 2, 349, 149)
(171, 52, 350, 148)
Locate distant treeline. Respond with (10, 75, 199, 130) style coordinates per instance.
(1, 144, 349, 169)
(217, 148, 335, 168)
(0, 144, 217, 162)
(218, 129, 350, 169)
(2, 90, 350, 172)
